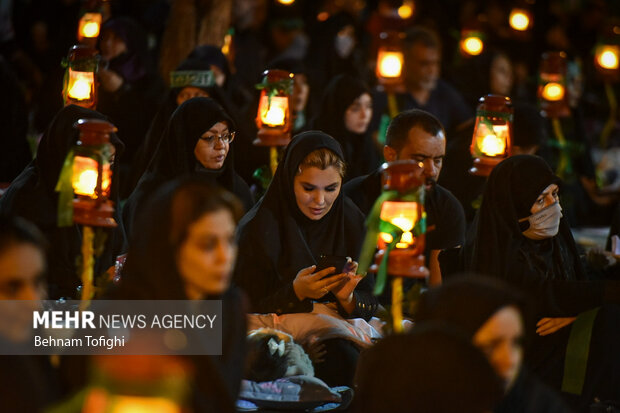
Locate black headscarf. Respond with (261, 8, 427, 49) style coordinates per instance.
(234, 131, 370, 315)
(312, 74, 380, 181)
(125, 98, 253, 237)
(0, 105, 125, 299)
(353, 323, 504, 413)
(470, 155, 584, 283)
(101, 16, 150, 83)
(416, 275, 528, 340)
(188, 45, 231, 83)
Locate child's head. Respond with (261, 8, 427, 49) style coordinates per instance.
(244, 329, 290, 382)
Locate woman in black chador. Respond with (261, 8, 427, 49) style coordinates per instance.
(312, 74, 380, 182)
(116, 179, 246, 412)
(233, 131, 378, 387)
(467, 155, 620, 411)
(123, 97, 253, 238)
(0, 105, 125, 300)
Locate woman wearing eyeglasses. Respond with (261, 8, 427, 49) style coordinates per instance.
(123, 97, 254, 239)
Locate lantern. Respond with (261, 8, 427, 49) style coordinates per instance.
(460, 30, 484, 57)
(509, 8, 532, 32)
(77, 12, 102, 44)
(594, 44, 620, 82)
(538, 51, 570, 118)
(376, 32, 405, 90)
(254, 69, 294, 147)
(397, 1, 415, 19)
(469, 95, 513, 177)
(71, 119, 117, 228)
(63, 45, 99, 109)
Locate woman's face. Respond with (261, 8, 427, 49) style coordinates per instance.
(176, 87, 210, 106)
(530, 183, 559, 214)
(489, 55, 513, 96)
(473, 306, 524, 392)
(294, 166, 342, 220)
(344, 93, 372, 134)
(100, 30, 127, 61)
(194, 122, 230, 170)
(176, 209, 237, 299)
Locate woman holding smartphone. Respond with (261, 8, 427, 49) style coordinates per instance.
(233, 131, 378, 386)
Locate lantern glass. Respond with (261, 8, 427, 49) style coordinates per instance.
(67, 69, 95, 101)
(78, 12, 102, 40)
(540, 77, 565, 101)
(259, 95, 289, 127)
(509, 9, 530, 31)
(377, 50, 404, 78)
(596, 45, 619, 70)
(461, 36, 483, 56)
(72, 155, 111, 199)
(473, 123, 509, 157)
(379, 201, 419, 249)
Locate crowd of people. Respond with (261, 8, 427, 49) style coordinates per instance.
(1, 0, 620, 412)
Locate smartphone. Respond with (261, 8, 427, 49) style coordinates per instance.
(316, 255, 351, 274)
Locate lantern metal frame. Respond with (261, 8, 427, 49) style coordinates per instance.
(254, 69, 294, 147)
(63, 45, 100, 109)
(376, 31, 406, 91)
(538, 51, 571, 118)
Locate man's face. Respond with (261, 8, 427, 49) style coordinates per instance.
(404, 44, 440, 92)
(384, 126, 445, 190)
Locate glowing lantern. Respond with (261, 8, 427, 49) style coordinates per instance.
(77, 12, 102, 43)
(594, 44, 620, 83)
(470, 95, 513, 177)
(63, 45, 99, 109)
(278, 0, 295, 4)
(460, 30, 484, 56)
(397, 1, 415, 19)
(254, 69, 293, 147)
(376, 31, 405, 90)
(509, 8, 531, 31)
(538, 51, 570, 118)
(70, 119, 118, 228)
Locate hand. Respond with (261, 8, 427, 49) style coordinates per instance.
(330, 261, 361, 303)
(293, 265, 346, 301)
(98, 68, 124, 92)
(304, 337, 327, 364)
(536, 317, 576, 336)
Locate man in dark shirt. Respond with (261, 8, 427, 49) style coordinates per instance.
(344, 109, 465, 285)
(371, 26, 472, 142)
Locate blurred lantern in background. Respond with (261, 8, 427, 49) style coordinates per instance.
(397, 1, 415, 19)
(460, 30, 484, 57)
(62, 45, 100, 109)
(538, 51, 570, 118)
(470, 95, 513, 176)
(376, 31, 405, 91)
(358, 160, 428, 333)
(593, 23, 620, 147)
(77, 12, 102, 44)
(509, 8, 532, 32)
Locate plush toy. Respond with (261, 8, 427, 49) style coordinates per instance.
(244, 328, 314, 382)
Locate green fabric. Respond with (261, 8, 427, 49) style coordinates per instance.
(476, 110, 513, 122)
(561, 307, 600, 395)
(169, 70, 215, 88)
(374, 219, 403, 295)
(377, 114, 391, 146)
(55, 149, 75, 227)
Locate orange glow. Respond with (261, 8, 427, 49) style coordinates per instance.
(596, 46, 619, 70)
(259, 96, 288, 127)
(67, 70, 95, 101)
(542, 82, 565, 101)
(461, 36, 484, 56)
(72, 156, 110, 198)
(379, 201, 418, 249)
(509, 9, 530, 31)
(397, 2, 414, 19)
(474, 123, 509, 157)
(317, 12, 330, 22)
(78, 13, 102, 39)
(277, 0, 295, 4)
(377, 51, 404, 78)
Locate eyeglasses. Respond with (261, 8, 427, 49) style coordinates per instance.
(199, 131, 236, 146)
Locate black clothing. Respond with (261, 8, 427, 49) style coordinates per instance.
(0, 56, 31, 183)
(370, 80, 472, 137)
(123, 97, 254, 238)
(344, 169, 466, 251)
(312, 74, 380, 182)
(496, 368, 573, 413)
(234, 131, 377, 320)
(0, 105, 125, 299)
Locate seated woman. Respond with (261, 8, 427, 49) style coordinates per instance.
(312, 74, 379, 182)
(0, 105, 125, 299)
(467, 154, 620, 410)
(233, 131, 378, 387)
(0, 215, 62, 411)
(113, 179, 246, 412)
(123, 97, 254, 238)
(417, 275, 573, 413)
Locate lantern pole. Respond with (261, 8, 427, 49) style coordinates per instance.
(376, 32, 405, 145)
(600, 83, 617, 149)
(594, 41, 619, 148)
